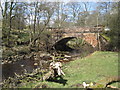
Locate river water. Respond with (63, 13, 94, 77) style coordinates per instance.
(2, 57, 36, 80)
(2, 47, 94, 81)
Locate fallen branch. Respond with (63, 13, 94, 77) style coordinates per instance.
(42, 61, 65, 81)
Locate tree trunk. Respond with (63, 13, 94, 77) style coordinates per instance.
(7, 2, 14, 46)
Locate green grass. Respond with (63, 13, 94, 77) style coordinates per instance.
(21, 51, 118, 88)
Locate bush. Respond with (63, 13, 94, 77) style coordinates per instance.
(3, 50, 16, 59)
(107, 10, 119, 51)
(16, 46, 30, 55)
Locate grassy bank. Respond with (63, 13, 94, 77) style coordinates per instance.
(22, 51, 118, 88)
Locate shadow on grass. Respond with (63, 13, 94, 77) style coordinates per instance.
(47, 76, 68, 86)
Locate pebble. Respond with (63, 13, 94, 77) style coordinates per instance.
(14, 60, 17, 62)
(21, 65, 24, 67)
(63, 58, 69, 61)
(34, 63, 38, 66)
(64, 55, 71, 58)
(1, 62, 4, 64)
(8, 61, 12, 63)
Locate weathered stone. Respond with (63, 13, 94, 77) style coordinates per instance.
(8, 61, 12, 64)
(1, 62, 4, 64)
(34, 63, 38, 66)
(64, 55, 71, 58)
(34, 57, 38, 59)
(63, 58, 69, 61)
(21, 65, 24, 67)
(13, 60, 17, 62)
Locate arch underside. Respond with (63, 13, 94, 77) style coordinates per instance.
(53, 37, 76, 51)
(53, 34, 108, 51)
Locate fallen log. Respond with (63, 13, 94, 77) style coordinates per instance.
(42, 61, 65, 81)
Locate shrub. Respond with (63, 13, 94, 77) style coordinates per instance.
(16, 46, 30, 55)
(3, 50, 16, 59)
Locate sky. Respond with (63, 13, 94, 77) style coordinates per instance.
(1, 0, 120, 3)
(0, 0, 119, 23)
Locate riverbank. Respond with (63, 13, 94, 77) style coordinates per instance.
(20, 51, 118, 88)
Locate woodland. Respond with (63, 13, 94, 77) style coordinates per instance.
(0, 1, 120, 89)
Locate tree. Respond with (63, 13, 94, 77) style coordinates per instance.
(106, 2, 119, 51)
(67, 2, 81, 25)
(1, 1, 17, 47)
(97, 2, 111, 26)
(27, 2, 56, 51)
(75, 2, 91, 27)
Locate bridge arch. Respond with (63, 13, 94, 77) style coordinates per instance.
(53, 36, 94, 52)
(51, 27, 108, 51)
(53, 37, 76, 51)
(53, 34, 108, 52)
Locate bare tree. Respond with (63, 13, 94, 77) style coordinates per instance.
(67, 2, 81, 25)
(28, 2, 55, 50)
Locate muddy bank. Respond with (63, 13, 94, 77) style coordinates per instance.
(2, 51, 73, 80)
(2, 38, 95, 80)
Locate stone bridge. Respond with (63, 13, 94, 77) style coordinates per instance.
(47, 26, 107, 51)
